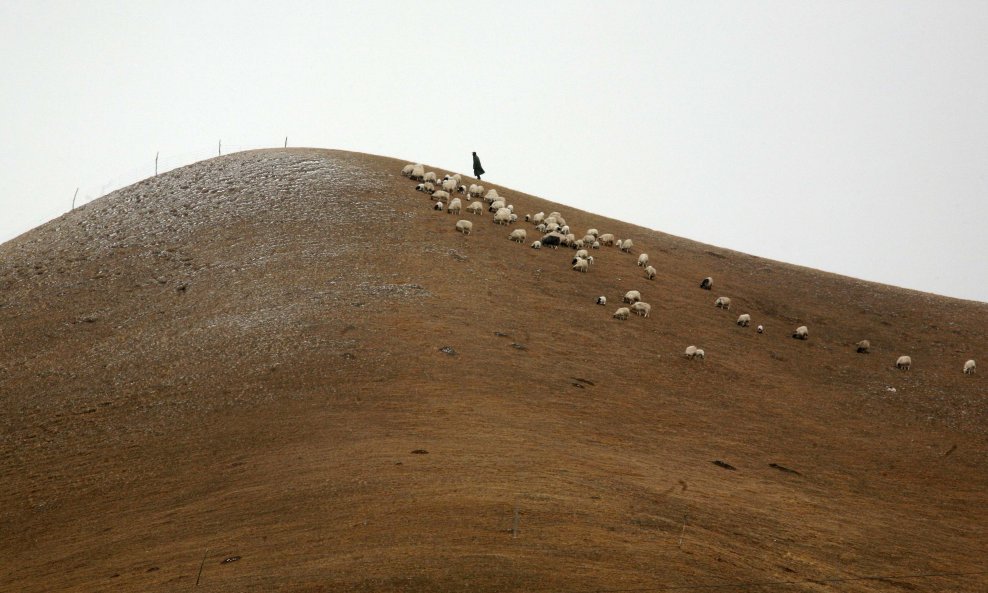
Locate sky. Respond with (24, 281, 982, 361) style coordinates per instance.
(2, 1, 986, 302)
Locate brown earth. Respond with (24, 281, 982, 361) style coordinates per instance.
(0, 148, 985, 593)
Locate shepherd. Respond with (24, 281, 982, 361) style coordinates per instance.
(472, 151, 485, 180)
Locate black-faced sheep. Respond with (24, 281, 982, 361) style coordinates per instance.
(736, 314, 751, 327)
(596, 296, 606, 305)
(792, 326, 809, 340)
(700, 277, 713, 290)
(613, 307, 630, 320)
(433, 201, 443, 211)
(964, 359, 976, 374)
(896, 355, 912, 370)
(685, 345, 704, 360)
(715, 296, 731, 309)
(401, 164, 415, 177)
(757, 325, 764, 333)
(455, 220, 473, 234)
(856, 340, 870, 353)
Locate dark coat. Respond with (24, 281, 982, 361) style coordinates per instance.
(472, 152, 485, 177)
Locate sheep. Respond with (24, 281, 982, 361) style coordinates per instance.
(855, 340, 871, 353)
(411, 164, 425, 180)
(485, 189, 499, 202)
(455, 219, 473, 235)
(424, 171, 437, 183)
(756, 325, 764, 333)
(694, 349, 705, 360)
(575, 249, 589, 260)
(613, 307, 630, 320)
(736, 313, 751, 327)
(564, 233, 577, 247)
(574, 239, 586, 249)
(532, 212, 545, 224)
(596, 296, 607, 305)
(684, 345, 698, 359)
(536, 223, 548, 233)
(560, 225, 570, 235)
(623, 290, 641, 304)
(631, 301, 651, 317)
(489, 199, 506, 212)
(423, 181, 435, 193)
(447, 198, 462, 214)
(509, 229, 527, 243)
(637, 253, 649, 267)
(468, 184, 484, 197)
(964, 359, 976, 374)
(510, 214, 518, 223)
(433, 201, 444, 211)
(700, 277, 713, 290)
(401, 164, 415, 177)
(541, 232, 564, 248)
(896, 355, 912, 370)
(442, 178, 457, 193)
(467, 201, 483, 215)
(599, 233, 616, 246)
(432, 190, 450, 202)
(620, 239, 634, 252)
(493, 207, 513, 225)
(572, 259, 589, 273)
(530, 240, 542, 249)
(457, 184, 467, 194)
(792, 326, 809, 340)
(415, 183, 427, 192)
(587, 228, 599, 237)
(645, 265, 656, 280)
(591, 240, 601, 250)
(715, 296, 731, 309)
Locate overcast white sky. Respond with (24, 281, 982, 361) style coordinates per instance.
(2, 1, 986, 301)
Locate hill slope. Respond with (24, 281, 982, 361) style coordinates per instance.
(1, 148, 985, 592)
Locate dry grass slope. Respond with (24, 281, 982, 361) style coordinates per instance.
(0, 148, 985, 592)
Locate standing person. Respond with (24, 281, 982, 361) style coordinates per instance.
(472, 152, 485, 180)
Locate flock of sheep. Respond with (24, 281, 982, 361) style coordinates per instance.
(401, 163, 978, 376)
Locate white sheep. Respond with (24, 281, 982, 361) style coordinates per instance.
(575, 249, 589, 260)
(536, 223, 548, 233)
(433, 201, 444, 211)
(447, 198, 462, 214)
(596, 296, 607, 305)
(560, 225, 570, 235)
(623, 290, 641, 304)
(631, 301, 651, 317)
(531, 240, 542, 249)
(457, 184, 467, 193)
(757, 325, 764, 333)
(792, 326, 809, 340)
(455, 219, 473, 234)
(700, 277, 713, 290)
(532, 212, 545, 224)
(644, 265, 656, 280)
(411, 164, 425, 180)
(591, 240, 601, 250)
(509, 229, 527, 243)
(442, 178, 457, 193)
(510, 213, 518, 223)
(714, 296, 731, 310)
(423, 181, 435, 193)
(637, 253, 649, 267)
(736, 313, 751, 327)
(485, 189, 499, 202)
(613, 307, 630, 320)
(468, 184, 484, 197)
(684, 345, 697, 359)
(855, 340, 870, 353)
(694, 349, 705, 360)
(432, 190, 450, 202)
(963, 359, 976, 374)
(896, 355, 912, 370)
(599, 233, 615, 246)
(572, 259, 589, 273)
(489, 199, 506, 212)
(467, 201, 483, 215)
(587, 228, 599, 237)
(493, 207, 512, 225)
(574, 239, 586, 249)
(620, 239, 634, 252)
(401, 164, 415, 177)
(424, 171, 437, 183)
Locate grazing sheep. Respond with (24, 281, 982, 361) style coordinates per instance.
(575, 249, 589, 260)
(896, 355, 912, 370)
(401, 164, 415, 177)
(700, 277, 713, 290)
(792, 326, 809, 340)
(613, 307, 631, 320)
(467, 201, 483, 215)
(424, 171, 437, 183)
(572, 259, 589, 273)
(620, 239, 634, 252)
(485, 189, 499, 202)
(587, 228, 599, 237)
(447, 198, 462, 214)
(442, 178, 457, 193)
(415, 183, 427, 192)
(582, 234, 595, 245)
(685, 345, 698, 359)
(596, 296, 607, 305)
(455, 219, 473, 235)
(855, 340, 871, 353)
(532, 212, 545, 224)
(468, 184, 484, 197)
(736, 314, 751, 327)
(432, 190, 450, 203)
(574, 239, 586, 249)
(489, 199, 506, 212)
(599, 233, 616, 246)
(510, 213, 518, 223)
(541, 232, 564, 248)
(560, 225, 571, 235)
(411, 164, 425, 180)
(433, 201, 444, 211)
(714, 296, 731, 309)
(963, 359, 976, 374)
(623, 290, 641, 304)
(591, 240, 601, 250)
(645, 265, 656, 280)
(509, 229, 527, 243)
(637, 253, 649, 267)
(493, 207, 513, 225)
(756, 325, 764, 334)
(694, 349, 705, 360)
(631, 301, 651, 317)
(530, 240, 542, 249)
(457, 184, 467, 194)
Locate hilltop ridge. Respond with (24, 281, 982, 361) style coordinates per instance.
(1, 148, 985, 592)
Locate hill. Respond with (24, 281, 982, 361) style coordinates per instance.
(1, 148, 985, 592)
